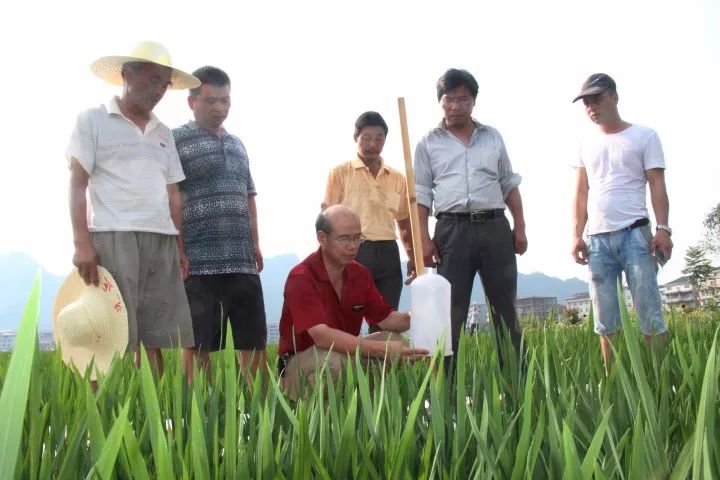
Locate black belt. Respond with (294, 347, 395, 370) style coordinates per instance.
(437, 209, 505, 221)
(622, 218, 649, 231)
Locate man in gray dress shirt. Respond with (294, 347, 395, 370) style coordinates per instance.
(414, 68, 527, 370)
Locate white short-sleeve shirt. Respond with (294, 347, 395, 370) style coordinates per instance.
(66, 97, 185, 235)
(573, 124, 665, 235)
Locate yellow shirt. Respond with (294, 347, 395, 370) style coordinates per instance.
(323, 157, 409, 241)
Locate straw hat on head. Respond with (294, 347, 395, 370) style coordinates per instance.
(90, 40, 200, 90)
(53, 266, 129, 380)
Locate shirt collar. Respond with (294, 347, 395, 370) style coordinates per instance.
(350, 155, 389, 173)
(306, 247, 360, 283)
(186, 120, 227, 137)
(435, 118, 485, 134)
(106, 96, 161, 131)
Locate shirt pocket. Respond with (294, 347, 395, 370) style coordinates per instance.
(384, 190, 401, 215)
(468, 144, 500, 179)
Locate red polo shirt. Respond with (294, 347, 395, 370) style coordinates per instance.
(278, 248, 394, 356)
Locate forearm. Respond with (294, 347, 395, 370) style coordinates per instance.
(650, 184, 669, 226)
(167, 186, 185, 252)
(376, 311, 410, 333)
(396, 218, 414, 255)
(504, 188, 525, 228)
(248, 195, 260, 247)
(418, 205, 432, 241)
(573, 191, 588, 238)
(310, 326, 391, 358)
(69, 161, 91, 247)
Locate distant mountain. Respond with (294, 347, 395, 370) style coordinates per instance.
(0, 252, 587, 333)
(397, 264, 588, 311)
(0, 253, 65, 331)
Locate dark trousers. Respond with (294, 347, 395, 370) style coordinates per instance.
(355, 240, 403, 332)
(434, 216, 523, 368)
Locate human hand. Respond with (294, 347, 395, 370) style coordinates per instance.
(572, 237, 589, 265)
(255, 245, 264, 272)
(405, 256, 416, 285)
(650, 230, 673, 263)
(513, 226, 528, 255)
(179, 252, 190, 280)
(422, 237, 441, 267)
(73, 241, 100, 286)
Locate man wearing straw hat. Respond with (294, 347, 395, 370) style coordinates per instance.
(173, 66, 268, 380)
(322, 111, 415, 332)
(66, 41, 198, 374)
(414, 68, 527, 370)
(277, 205, 427, 399)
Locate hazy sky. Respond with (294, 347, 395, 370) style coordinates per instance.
(1, 0, 718, 285)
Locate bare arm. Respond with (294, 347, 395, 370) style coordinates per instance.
(248, 194, 263, 272)
(505, 188, 527, 255)
(572, 168, 589, 265)
(376, 311, 411, 332)
(69, 158, 99, 286)
(167, 183, 189, 279)
(307, 320, 425, 359)
(418, 204, 441, 266)
(646, 168, 673, 260)
(396, 217, 416, 280)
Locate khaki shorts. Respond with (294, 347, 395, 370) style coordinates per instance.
(281, 331, 403, 400)
(92, 231, 194, 351)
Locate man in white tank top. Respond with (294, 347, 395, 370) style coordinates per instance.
(571, 73, 673, 372)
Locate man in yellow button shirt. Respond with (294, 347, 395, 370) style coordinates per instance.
(322, 112, 414, 331)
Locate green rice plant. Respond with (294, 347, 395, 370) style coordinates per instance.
(0, 287, 719, 478)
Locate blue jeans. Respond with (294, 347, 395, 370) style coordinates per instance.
(588, 225, 666, 335)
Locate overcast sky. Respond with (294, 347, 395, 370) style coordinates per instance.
(1, 0, 718, 285)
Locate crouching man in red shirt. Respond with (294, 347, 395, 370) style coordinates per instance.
(278, 205, 427, 399)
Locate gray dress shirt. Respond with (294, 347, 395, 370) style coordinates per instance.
(414, 120, 521, 216)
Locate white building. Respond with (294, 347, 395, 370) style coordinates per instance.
(466, 303, 490, 333)
(515, 296, 559, 320)
(565, 291, 591, 318)
(0, 330, 15, 352)
(267, 323, 280, 345)
(660, 267, 720, 309)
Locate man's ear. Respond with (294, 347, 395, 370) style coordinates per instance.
(187, 95, 194, 110)
(317, 230, 328, 246)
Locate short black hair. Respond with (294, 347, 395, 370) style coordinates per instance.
(190, 66, 231, 96)
(315, 211, 332, 234)
(354, 111, 388, 141)
(436, 68, 479, 102)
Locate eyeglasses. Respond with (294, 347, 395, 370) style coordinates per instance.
(440, 95, 474, 107)
(332, 234, 366, 246)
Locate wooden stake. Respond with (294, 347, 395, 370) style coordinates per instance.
(397, 97, 425, 276)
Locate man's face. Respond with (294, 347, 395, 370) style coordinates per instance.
(318, 214, 363, 266)
(125, 63, 172, 113)
(188, 84, 231, 132)
(440, 85, 475, 128)
(582, 91, 618, 125)
(356, 126, 386, 162)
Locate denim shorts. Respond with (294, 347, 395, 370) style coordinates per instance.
(587, 225, 666, 335)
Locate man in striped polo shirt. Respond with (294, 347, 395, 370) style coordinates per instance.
(174, 66, 267, 381)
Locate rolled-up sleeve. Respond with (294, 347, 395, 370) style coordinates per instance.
(414, 138, 433, 209)
(495, 131, 522, 198)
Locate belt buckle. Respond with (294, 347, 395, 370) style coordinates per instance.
(470, 211, 485, 222)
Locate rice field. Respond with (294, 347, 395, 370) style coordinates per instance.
(1, 279, 719, 479)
